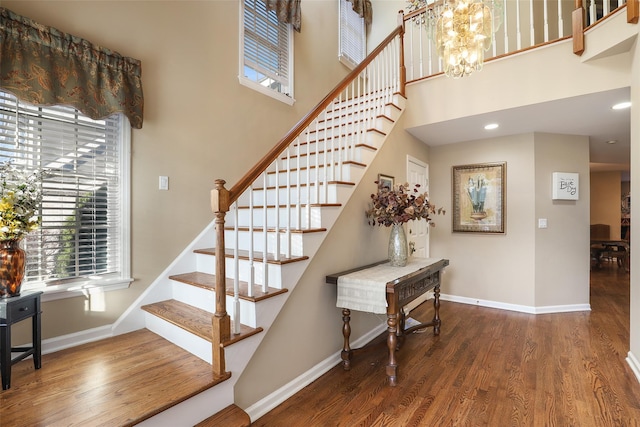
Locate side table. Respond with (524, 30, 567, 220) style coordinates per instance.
(0, 291, 43, 390)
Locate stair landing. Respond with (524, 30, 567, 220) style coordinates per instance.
(0, 329, 230, 426)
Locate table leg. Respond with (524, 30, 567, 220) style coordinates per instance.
(1, 324, 11, 390)
(386, 312, 398, 386)
(34, 305, 42, 370)
(433, 283, 441, 336)
(341, 308, 352, 370)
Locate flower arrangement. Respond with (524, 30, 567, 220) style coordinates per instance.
(0, 162, 46, 241)
(366, 181, 443, 227)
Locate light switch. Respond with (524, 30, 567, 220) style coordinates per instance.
(538, 218, 547, 228)
(159, 176, 169, 190)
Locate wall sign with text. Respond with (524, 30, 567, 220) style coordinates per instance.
(552, 172, 579, 200)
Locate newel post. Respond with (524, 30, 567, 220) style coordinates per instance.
(211, 179, 231, 376)
(572, 0, 585, 55)
(398, 10, 406, 96)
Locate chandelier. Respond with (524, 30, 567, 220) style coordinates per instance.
(409, 0, 503, 78)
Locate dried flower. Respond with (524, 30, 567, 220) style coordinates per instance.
(366, 181, 444, 227)
(0, 163, 47, 241)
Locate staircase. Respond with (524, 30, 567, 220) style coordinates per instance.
(112, 24, 407, 425)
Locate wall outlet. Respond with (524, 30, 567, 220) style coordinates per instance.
(538, 218, 548, 228)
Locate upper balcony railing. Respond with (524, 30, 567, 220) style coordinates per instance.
(403, 0, 637, 82)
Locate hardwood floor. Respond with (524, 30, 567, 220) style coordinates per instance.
(255, 263, 640, 426)
(1, 263, 638, 426)
(0, 329, 228, 426)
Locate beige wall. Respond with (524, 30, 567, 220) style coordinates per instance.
(590, 171, 622, 239)
(427, 132, 590, 309)
(4, 0, 352, 343)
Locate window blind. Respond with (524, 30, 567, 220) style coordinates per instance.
(242, 0, 291, 95)
(339, 0, 366, 69)
(0, 90, 125, 286)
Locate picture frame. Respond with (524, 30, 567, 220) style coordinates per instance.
(452, 162, 506, 234)
(377, 173, 394, 190)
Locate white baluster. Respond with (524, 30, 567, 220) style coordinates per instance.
(233, 203, 240, 334)
(248, 184, 254, 298)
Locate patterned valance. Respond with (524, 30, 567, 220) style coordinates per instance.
(348, 0, 373, 27)
(0, 7, 144, 129)
(266, 0, 302, 32)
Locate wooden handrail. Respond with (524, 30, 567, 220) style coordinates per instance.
(225, 19, 406, 208)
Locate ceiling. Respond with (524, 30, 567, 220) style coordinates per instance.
(406, 87, 631, 179)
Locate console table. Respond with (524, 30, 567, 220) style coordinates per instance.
(326, 257, 449, 386)
(0, 291, 43, 390)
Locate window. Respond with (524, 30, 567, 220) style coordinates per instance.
(0, 91, 131, 299)
(339, 0, 366, 69)
(240, 0, 294, 104)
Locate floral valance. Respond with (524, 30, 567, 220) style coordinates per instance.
(266, 0, 302, 32)
(348, 0, 373, 27)
(0, 7, 144, 129)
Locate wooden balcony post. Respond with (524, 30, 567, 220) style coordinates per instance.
(629, 0, 639, 24)
(572, 0, 585, 55)
(398, 11, 406, 96)
(211, 179, 231, 376)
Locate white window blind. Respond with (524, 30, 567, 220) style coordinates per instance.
(0, 90, 130, 292)
(339, 0, 366, 69)
(240, 0, 294, 103)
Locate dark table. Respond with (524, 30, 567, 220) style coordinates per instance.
(0, 291, 43, 390)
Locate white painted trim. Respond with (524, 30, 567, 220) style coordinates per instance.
(439, 293, 591, 314)
(245, 322, 387, 423)
(627, 351, 640, 384)
(41, 324, 113, 355)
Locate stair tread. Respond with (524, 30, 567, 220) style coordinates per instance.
(169, 271, 289, 302)
(195, 404, 250, 427)
(223, 225, 327, 234)
(195, 247, 309, 264)
(252, 182, 355, 191)
(235, 203, 341, 209)
(141, 299, 262, 345)
(266, 160, 367, 173)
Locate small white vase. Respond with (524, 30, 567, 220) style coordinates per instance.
(388, 223, 408, 267)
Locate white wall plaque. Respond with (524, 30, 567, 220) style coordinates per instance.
(552, 172, 579, 200)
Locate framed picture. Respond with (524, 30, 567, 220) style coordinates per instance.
(377, 173, 394, 190)
(452, 162, 506, 234)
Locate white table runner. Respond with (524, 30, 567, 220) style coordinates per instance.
(336, 258, 440, 314)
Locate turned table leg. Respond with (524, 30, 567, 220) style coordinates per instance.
(386, 303, 399, 386)
(341, 308, 352, 370)
(433, 283, 441, 335)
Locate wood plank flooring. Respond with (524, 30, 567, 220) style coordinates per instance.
(0, 329, 228, 426)
(254, 263, 640, 426)
(1, 263, 637, 426)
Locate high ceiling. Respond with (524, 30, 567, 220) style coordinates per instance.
(406, 87, 631, 178)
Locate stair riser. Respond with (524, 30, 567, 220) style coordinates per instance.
(195, 253, 283, 287)
(225, 229, 305, 257)
(304, 116, 393, 143)
(280, 133, 380, 162)
(246, 182, 351, 206)
(328, 92, 404, 115)
(231, 206, 325, 229)
(170, 280, 258, 328)
(144, 312, 212, 363)
(264, 163, 364, 187)
(323, 102, 402, 126)
(277, 146, 377, 171)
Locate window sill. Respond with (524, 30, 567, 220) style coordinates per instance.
(238, 76, 295, 106)
(23, 277, 134, 302)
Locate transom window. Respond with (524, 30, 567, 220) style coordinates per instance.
(0, 90, 131, 298)
(240, 0, 294, 104)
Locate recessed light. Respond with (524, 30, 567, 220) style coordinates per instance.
(484, 123, 499, 130)
(612, 102, 631, 110)
(607, 140, 618, 144)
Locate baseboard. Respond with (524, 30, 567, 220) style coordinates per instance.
(439, 294, 591, 314)
(627, 351, 640, 384)
(41, 324, 113, 355)
(245, 322, 387, 422)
